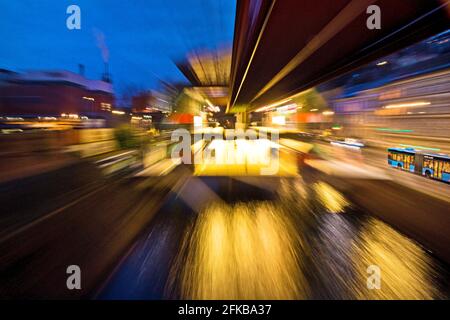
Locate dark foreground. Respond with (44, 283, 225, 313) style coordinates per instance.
(0, 163, 449, 299)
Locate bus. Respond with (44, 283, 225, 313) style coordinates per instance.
(387, 147, 450, 183)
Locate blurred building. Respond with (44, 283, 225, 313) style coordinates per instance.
(131, 90, 172, 113)
(309, 29, 450, 152)
(173, 48, 231, 126)
(253, 88, 333, 133)
(332, 69, 450, 137)
(323, 29, 450, 98)
(0, 69, 114, 117)
(328, 68, 450, 155)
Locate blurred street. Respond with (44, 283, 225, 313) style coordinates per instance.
(99, 172, 450, 300)
(1, 0, 450, 301)
(0, 137, 449, 299)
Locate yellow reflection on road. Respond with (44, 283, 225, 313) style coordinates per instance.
(313, 181, 349, 213)
(353, 219, 441, 299)
(172, 201, 308, 299)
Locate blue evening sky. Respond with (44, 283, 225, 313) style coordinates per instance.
(0, 0, 236, 94)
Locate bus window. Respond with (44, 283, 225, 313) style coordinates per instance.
(444, 161, 450, 173)
(388, 150, 415, 171)
(433, 159, 445, 179)
(422, 156, 450, 181)
(404, 154, 414, 170)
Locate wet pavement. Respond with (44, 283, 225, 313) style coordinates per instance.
(98, 175, 450, 300)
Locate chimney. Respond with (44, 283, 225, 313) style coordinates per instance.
(78, 64, 85, 77)
(102, 62, 111, 83)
